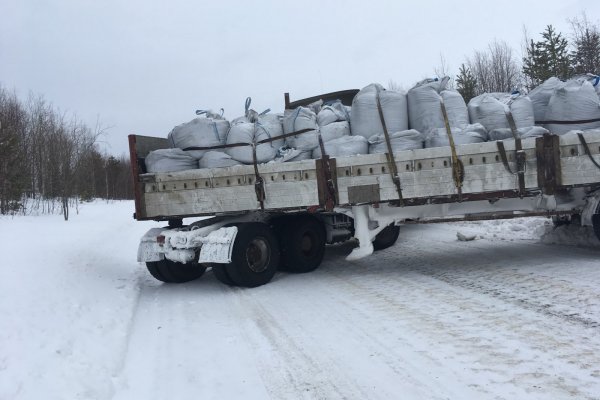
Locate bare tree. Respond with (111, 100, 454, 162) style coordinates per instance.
(467, 40, 522, 94)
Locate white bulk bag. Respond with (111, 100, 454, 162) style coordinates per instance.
(226, 115, 282, 164)
(168, 110, 229, 159)
(368, 129, 424, 154)
(545, 80, 600, 135)
(487, 126, 549, 141)
(468, 93, 535, 131)
(528, 77, 565, 123)
(312, 136, 368, 159)
(199, 151, 242, 169)
(317, 101, 351, 126)
(225, 98, 284, 164)
(320, 121, 350, 142)
(145, 148, 199, 173)
(283, 106, 320, 150)
(350, 83, 408, 139)
(407, 77, 469, 134)
(425, 124, 487, 148)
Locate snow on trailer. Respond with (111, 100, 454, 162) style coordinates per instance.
(129, 89, 600, 288)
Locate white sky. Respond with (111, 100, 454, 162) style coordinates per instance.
(1, 0, 598, 155)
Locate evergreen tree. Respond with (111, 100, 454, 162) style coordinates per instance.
(523, 25, 571, 90)
(456, 63, 478, 103)
(570, 15, 600, 75)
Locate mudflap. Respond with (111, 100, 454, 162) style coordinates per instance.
(198, 226, 238, 264)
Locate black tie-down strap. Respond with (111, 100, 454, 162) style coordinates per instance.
(376, 91, 404, 206)
(578, 132, 600, 170)
(496, 110, 526, 197)
(439, 100, 465, 200)
(183, 128, 315, 208)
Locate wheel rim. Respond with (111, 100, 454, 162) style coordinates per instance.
(300, 231, 317, 256)
(245, 237, 270, 273)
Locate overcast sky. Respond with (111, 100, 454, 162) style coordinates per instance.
(1, 0, 598, 155)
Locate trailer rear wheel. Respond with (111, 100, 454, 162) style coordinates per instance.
(372, 224, 400, 251)
(280, 216, 326, 273)
(211, 264, 236, 286)
(146, 259, 206, 283)
(225, 223, 279, 288)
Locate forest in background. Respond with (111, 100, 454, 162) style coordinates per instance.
(0, 14, 598, 220)
(0, 90, 132, 219)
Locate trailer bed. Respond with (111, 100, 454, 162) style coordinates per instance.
(129, 131, 600, 221)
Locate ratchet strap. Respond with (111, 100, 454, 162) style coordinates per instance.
(440, 100, 464, 200)
(376, 91, 404, 206)
(577, 132, 600, 170)
(251, 142, 266, 210)
(504, 110, 526, 197)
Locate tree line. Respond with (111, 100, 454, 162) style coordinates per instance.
(0, 87, 133, 219)
(456, 14, 600, 102)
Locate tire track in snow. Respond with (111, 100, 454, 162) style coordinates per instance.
(231, 289, 358, 400)
(314, 238, 600, 399)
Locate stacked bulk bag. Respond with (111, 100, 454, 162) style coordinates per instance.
(350, 83, 408, 139)
(368, 129, 424, 154)
(425, 124, 487, 148)
(544, 79, 600, 135)
(283, 106, 320, 151)
(468, 93, 535, 132)
(145, 149, 199, 173)
(199, 151, 241, 169)
(407, 77, 469, 134)
(312, 136, 368, 158)
(168, 110, 229, 159)
(317, 101, 351, 142)
(226, 98, 284, 164)
(527, 77, 565, 123)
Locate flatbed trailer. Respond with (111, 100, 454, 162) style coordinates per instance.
(130, 91, 600, 287)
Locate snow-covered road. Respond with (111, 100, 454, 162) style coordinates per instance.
(1, 201, 599, 400)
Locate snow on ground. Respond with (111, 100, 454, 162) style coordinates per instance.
(1, 201, 599, 400)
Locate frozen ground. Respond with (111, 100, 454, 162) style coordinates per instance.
(1, 201, 599, 400)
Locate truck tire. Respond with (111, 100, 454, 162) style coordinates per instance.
(225, 223, 279, 288)
(146, 259, 206, 283)
(372, 224, 400, 251)
(279, 216, 325, 273)
(211, 264, 236, 286)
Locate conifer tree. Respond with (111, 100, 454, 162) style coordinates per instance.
(523, 25, 570, 89)
(456, 64, 478, 103)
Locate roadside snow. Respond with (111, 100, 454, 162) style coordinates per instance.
(1, 202, 599, 400)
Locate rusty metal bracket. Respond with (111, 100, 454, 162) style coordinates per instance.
(315, 133, 338, 211)
(376, 91, 404, 206)
(535, 133, 562, 195)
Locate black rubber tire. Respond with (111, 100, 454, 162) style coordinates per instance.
(225, 223, 279, 288)
(211, 264, 237, 286)
(593, 214, 600, 242)
(145, 259, 206, 283)
(372, 224, 400, 251)
(279, 216, 326, 273)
